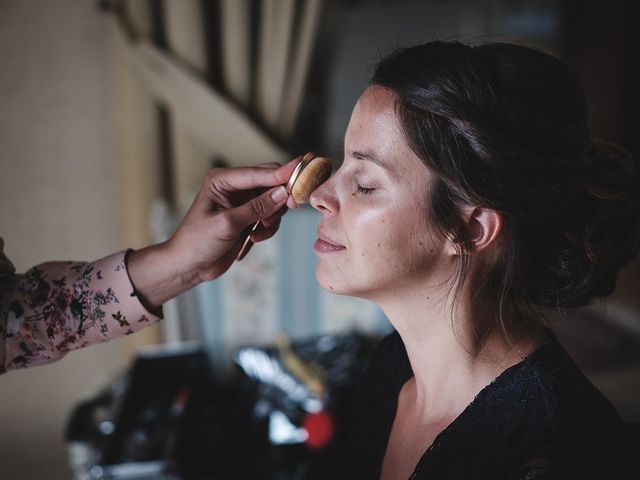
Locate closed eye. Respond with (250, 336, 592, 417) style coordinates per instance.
(354, 184, 375, 195)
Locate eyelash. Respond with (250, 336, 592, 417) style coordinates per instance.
(354, 184, 375, 195)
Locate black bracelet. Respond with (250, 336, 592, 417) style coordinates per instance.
(123, 248, 164, 318)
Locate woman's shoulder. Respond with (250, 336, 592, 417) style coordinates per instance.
(494, 332, 634, 478)
(423, 331, 636, 478)
(521, 331, 622, 428)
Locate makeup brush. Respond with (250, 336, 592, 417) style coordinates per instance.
(287, 153, 332, 204)
(236, 152, 332, 261)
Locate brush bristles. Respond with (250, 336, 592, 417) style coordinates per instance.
(291, 157, 332, 204)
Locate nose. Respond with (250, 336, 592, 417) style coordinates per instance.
(310, 173, 338, 215)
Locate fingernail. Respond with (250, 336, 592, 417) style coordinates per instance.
(287, 197, 298, 209)
(271, 186, 287, 202)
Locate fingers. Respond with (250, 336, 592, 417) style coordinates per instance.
(262, 205, 288, 228)
(250, 219, 282, 243)
(286, 196, 299, 209)
(211, 158, 300, 192)
(257, 160, 300, 209)
(223, 185, 289, 234)
(192, 158, 300, 216)
(254, 162, 282, 169)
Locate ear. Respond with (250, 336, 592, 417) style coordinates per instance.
(467, 207, 503, 252)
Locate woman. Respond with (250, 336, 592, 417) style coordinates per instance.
(310, 41, 639, 478)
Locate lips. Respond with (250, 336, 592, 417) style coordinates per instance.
(314, 229, 345, 253)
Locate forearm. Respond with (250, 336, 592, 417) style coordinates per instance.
(1, 251, 162, 374)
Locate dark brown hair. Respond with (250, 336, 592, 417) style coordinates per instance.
(372, 41, 640, 340)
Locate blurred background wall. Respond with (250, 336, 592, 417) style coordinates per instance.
(0, 0, 131, 478)
(0, 0, 638, 478)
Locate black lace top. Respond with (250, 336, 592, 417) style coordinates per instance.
(341, 329, 635, 479)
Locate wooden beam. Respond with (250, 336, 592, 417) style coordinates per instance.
(220, 0, 252, 108)
(129, 39, 286, 165)
(255, 0, 297, 132)
(126, 0, 154, 37)
(164, 0, 207, 71)
(278, 0, 323, 137)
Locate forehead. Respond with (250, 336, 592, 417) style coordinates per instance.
(345, 86, 426, 178)
(345, 86, 403, 148)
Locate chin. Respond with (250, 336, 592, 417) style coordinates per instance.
(315, 268, 344, 294)
(316, 265, 350, 295)
(315, 266, 375, 299)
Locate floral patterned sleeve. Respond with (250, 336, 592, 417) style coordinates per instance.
(0, 237, 162, 375)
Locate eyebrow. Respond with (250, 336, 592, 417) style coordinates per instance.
(349, 149, 388, 169)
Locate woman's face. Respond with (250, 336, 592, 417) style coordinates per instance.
(310, 86, 454, 301)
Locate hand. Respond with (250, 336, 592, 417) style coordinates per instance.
(171, 159, 300, 279)
(126, 160, 299, 310)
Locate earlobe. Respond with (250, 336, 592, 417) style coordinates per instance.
(468, 207, 503, 252)
(444, 234, 460, 256)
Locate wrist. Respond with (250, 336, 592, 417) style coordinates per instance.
(124, 249, 164, 317)
(126, 242, 201, 309)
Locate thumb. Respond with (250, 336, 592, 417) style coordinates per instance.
(226, 185, 289, 231)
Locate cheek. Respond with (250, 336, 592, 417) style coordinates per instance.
(346, 207, 391, 254)
(357, 205, 438, 267)
(344, 218, 404, 281)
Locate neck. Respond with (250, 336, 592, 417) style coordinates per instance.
(375, 282, 541, 422)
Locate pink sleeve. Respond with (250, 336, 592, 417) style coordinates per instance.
(0, 250, 162, 374)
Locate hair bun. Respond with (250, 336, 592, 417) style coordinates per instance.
(552, 140, 640, 306)
(583, 141, 636, 199)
